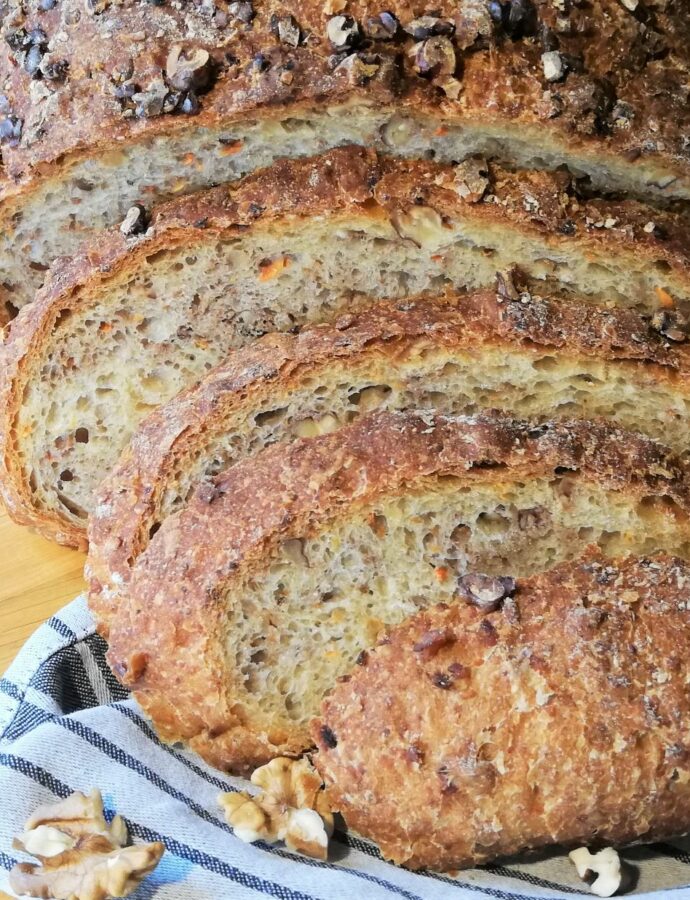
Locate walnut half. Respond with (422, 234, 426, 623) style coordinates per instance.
(10, 789, 164, 900)
(219, 757, 333, 860)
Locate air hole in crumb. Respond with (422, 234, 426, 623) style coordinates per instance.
(255, 407, 288, 427)
(53, 308, 72, 330)
(532, 356, 558, 371)
(448, 524, 470, 555)
(56, 490, 87, 519)
(475, 510, 511, 537)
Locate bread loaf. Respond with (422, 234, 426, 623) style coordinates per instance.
(87, 288, 690, 631)
(3, 147, 690, 548)
(1, 0, 688, 314)
(104, 410, 690, 773)
(313, 551, 690, 871)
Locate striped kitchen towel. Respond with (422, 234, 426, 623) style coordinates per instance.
(2, 596, 690, 900)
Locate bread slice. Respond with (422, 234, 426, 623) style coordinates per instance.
(87, 288, 690, 631)
(4, 147, 690, 547)
(2, 0, 688, 312)
(313, 550, 690, 871)
(104, 410, 690, 774)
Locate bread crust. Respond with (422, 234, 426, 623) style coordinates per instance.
(1, 0, 689, 199)
(104, 410, 690, 773)
(86, 287, 690, 630)
(313, 551, 690, 870)
(3, 146, 690, 548)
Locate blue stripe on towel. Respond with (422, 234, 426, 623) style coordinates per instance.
(46, 616, 78, 641)
(0, 738, 552, 900)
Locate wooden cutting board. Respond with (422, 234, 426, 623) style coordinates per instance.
(0, 510, 83, 895)
(1, 507, 86, 895)
(0, 506, 86, 674)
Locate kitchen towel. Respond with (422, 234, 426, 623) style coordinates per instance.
(2, 594, 690, 900)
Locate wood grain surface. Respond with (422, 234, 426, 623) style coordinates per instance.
(0, 505, 86, 674)
(1, 506, 86, 896)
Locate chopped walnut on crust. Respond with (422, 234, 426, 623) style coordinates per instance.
(9, 789, 164, 900)
(219, 757, 333, 860)
(450, 157, 490, 203)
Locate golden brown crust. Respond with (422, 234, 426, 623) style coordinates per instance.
(86, 286, 690, 630)
(1, 0, 689, 196)
(3, 146, 690, 549)
(104, 410, 690, 773)
(313, 551, 690, 871)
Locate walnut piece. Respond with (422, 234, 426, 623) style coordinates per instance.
(569, 847, 622, 898)
(541, 50, 566, 82)
(9, 789, 164, 900)
(452, 157, 489, 202)
(457, 573, 516, 611)
(120, 204, 149, 237)
(219, 757, 333, 860)
(390, 205, 449, 249)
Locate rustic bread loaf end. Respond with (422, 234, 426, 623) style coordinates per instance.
(314, 551, 690, 871)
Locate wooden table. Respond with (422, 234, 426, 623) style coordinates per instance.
(0, 506, 86, 674)
(1, 507, 86, 897)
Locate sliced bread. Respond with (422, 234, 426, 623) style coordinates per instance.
(104, 410, 690, 773)
(87, 288, 690, 630)
(313, 551, 690, 871)
(3, 147, 690, 547)
(2, 0, 688, 311)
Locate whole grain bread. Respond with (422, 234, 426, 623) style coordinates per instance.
(104, 410, 690, 774)
(3, 148, 690, 548)
(313, 551, 690, 871)
(1, 0, 688, 313)
(87, 288, 690, 632)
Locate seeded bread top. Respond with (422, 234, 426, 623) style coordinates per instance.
(0, 0, 688, 194)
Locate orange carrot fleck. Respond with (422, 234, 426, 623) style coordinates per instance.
(258, 257, 290, 281)
(219, 140, 243, 157)
(434, 566, 450, 583)
(656, 286, 675, 308)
